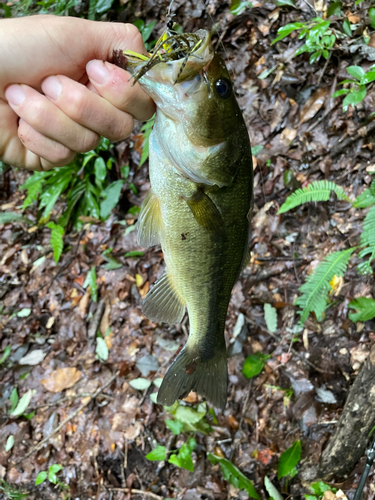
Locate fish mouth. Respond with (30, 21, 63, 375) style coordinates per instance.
(122, 28, 214, 86)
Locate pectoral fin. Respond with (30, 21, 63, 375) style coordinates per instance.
(143, 271, 185, 324)
(185, 190, 224, 233)
(137, 190, 163, 248)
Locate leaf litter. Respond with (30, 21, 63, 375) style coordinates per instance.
(1, 0, 375, 499)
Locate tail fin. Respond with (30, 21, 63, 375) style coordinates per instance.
(157, 346, 228, 409)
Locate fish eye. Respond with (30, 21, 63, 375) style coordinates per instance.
(215, 78, 232, 99)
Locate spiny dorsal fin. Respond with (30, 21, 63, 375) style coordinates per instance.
(137, 190, 163, 248)
(185, 190, 224, 233)
(142, 271, 185, 324)
(157, 345, 228, 409)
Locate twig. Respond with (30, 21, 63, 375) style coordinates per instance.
(109, 488, 163, 500)
(13, 370, 120, 464)
(330, 119, 375, 157)
(317, 52, 331, 86)
(28, 391, 114, 411)
(88, 298, 106, 340)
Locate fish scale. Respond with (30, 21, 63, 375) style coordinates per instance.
(121, 27, 253, 409)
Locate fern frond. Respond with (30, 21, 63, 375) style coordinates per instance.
(358, 205, 375, 274)
(295, 248, 355, 323)
(46, 222, 64, 263)
(279, 180, 351, 214)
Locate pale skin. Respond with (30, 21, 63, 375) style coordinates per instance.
(0, 15, 155, 172)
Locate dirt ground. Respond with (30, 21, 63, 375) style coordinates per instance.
(1, 1, 375, 499)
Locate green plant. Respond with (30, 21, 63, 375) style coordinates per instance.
(133, 20, 157, 51)
(146, 438, 197, 472)
(279, 178, 375, 323)
(272, 17, 336, 64)
(0, 480, 28, 500)
(348, 297, 375, 322)
(278, 440, 301, 479)
(230, 0, 253, 15)
(83, 267, 98, 302)
(35, 464, 69, 495)
(333, 65, 375, 111)
(243, 352, 271, 379)
(207, 453, 259, 499)
(305, 481, 337, 500)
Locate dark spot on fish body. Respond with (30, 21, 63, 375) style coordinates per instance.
(181, 232, 189, 240)
(185, 360, 198, 375)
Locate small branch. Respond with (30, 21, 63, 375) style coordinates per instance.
(317, 52, 331, 86)
(330, 119, 375, 157)
(109, 488, 163, 500)
(13, 371, 120, 464)
(88, 298, 106, 340)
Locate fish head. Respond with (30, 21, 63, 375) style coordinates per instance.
(125, 29, 242, 148)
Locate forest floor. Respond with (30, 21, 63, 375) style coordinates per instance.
(1, 0, 375, 499)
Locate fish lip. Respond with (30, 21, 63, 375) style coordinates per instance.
(128, 29, 214, 85)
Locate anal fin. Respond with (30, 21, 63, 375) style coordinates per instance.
(185, 190, 224, 233)
(137, 190, 163, 248)
(143, 271, 185, 324)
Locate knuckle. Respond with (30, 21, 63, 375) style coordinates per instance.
(64, 90, 89, 122)
(79, 130, 100, 153)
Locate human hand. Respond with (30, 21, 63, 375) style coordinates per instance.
(0, 15, 155, 171)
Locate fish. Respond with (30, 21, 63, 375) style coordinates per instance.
(116, 25, 253, 409)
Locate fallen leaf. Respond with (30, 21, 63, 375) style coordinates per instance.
(300, 88, 328, 124)
(41, 367, 82, 393)
(347, 13, 359, 23)
(19, 349, 46, 366)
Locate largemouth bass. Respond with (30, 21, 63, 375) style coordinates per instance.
(117, 26, 253, 409)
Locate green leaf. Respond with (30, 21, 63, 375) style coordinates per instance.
(369, 7, 375, 30)
(174, 405, 206, 425)
(139, 115, 155, 166)
(46, 222, 64, 263)
(278, 180, 350, 213)
(272, 23, 304, 44)
(359, 205, 375, 273)
(0, 346, 11, 365)
(139, 20, 157, 43)
(230, 0, 253, 15)
(48, 464, 63, 484)
(94, 157, 107, 186)
(353, 188, 375, 208)
(207, 453, 259, 499)
(252, 145, 264, 156)
(243, 353, 267, 379)
(0, 212, 29, 225)
(146, 445, 166, 461)
(9, 389, 36, 417)
(342, 18, 352, 36)
(83, 267, 98, 302)
(169, 438, 196, 472)
(343, 86, 366, 110)
(278, 440, 301, 479)
(349, 297, 375, 322)
(96, 337, 108, 362)
(347, 65, 365, 81)
(35, 471, 47, 486)
(332, 89, 350, 97)
(276, 0, 294, 6)
(5, 435, 14, 452)
(129, 378, 152, 390)
(165, 419, 184, 435)
(124, 251, 144, 258)
(9, 388, 18, 413)
(94, 0, 114, 13)
(17, 308, 31, 318)
(264, 476, 283, 500)
(361, 70, 375, 86)
(310, 481, 335, 495)
(327, 1, 342, 17)
(264, 303, 277, 332)
(100, 180, 124, 219)
(295, 248, 354, 322)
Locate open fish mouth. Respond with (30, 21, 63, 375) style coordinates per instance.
(115, 26, 214, 85)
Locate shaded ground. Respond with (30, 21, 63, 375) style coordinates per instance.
(1, 0, 375, 499)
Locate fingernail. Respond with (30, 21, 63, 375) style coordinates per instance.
(5, 85, 25, 106)
(42, 76, 62, 100)
(86, 60, 110, 85)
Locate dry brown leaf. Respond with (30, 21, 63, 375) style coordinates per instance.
(347, 13, 359, 23)
(78, 288, 90, 318)
(100, 299, 111, 335)
(300, 88, 328, 124)
(41, 367, 82, 393)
